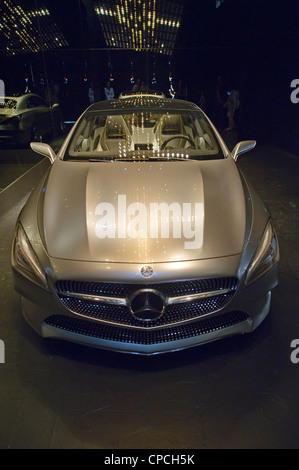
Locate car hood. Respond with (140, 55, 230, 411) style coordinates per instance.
(42, 158, 246, 263)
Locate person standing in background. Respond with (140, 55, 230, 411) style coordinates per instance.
(104, 80, 114, 100)
(213, 75, 226, 128)
(132, 78, 141, 92)
(223, 85, 240, 130)
(88, 82, 95, 104)
(199, 90, 207, 112)
(45, 79, 60, 106)
(174, 79, 187, 99)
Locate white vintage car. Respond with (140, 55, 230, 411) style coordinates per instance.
(0, 93, 64, 146)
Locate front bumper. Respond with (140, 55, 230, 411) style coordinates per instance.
(13, 260, 278, 355)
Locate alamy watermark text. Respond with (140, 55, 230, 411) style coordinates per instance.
(0, 339, 4, 364)
(290, 79, 299, 103)
(95, 195, 204, 250)
(0, 79, 5, 103)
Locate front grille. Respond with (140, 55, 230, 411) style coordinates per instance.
(55, 278, 239, 328)
(45, 311, 249, 345)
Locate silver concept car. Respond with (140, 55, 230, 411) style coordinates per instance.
(11, 95, 279, 355)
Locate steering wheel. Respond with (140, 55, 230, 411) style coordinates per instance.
(161, 134, 196, 150)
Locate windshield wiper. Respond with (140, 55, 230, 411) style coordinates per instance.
(150, 156, 189, 161)
(114, 156, 189, 162)
(88, 158, 114, 162)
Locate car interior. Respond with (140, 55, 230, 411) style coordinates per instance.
(71, 111, 220, 157)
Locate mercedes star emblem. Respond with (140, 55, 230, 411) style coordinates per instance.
(140, 265, 153, 278)
(129, 289, 165, 322)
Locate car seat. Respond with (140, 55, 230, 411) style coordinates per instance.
(100, 115, 131, 152)
(156, 114, 185, 148)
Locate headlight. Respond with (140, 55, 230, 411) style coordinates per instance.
(245, 220, 279, 285)
(12, 223, 48, 289)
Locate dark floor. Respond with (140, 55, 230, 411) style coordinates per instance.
(0, 134, 65, 192)
(0, 133, 299, 449)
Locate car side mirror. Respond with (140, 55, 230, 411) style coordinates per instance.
(231, 140, 256, 161)
(30, 142, 57, 164)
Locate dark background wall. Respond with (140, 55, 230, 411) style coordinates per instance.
(1, 0, 298, 151)
(173, 0, 299, 149)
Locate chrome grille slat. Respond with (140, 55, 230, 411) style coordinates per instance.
(167, 288, 232, 305)
(58, 291, 127, 306)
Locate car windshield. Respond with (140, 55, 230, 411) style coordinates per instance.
(66, 108, 224, 161)
(0, 98, 18, 110)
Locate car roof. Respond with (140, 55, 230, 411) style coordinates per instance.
(87, 96, 200, 113)
(119, 90, 166, 99)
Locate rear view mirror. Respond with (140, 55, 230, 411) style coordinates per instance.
(30, 142, 57, 164)
(231, 140, 256, 161)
